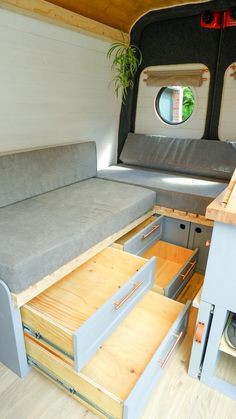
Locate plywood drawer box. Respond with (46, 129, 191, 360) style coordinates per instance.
(21, 247, 155, 371)
(25, 292, 190, 419)
(113, 215, 163, 255)
(143, 241, 199, 299)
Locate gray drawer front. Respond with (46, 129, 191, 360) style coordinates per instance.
(73, 257, 156, 372)
(188, 223, 213, 274)
(162, 217, 190, 248)
(124, 216, 164, 256)
(164, 249, 199, 300)
(124, 300, 191, 419)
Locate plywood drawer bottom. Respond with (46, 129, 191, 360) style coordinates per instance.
(25, 292, 190, 419)
(143, 241, 199, 299)
(21, 247, 155, 371)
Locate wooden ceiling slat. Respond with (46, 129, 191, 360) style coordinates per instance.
(47, 0, 211, 32)
(0, 0, 130, 42)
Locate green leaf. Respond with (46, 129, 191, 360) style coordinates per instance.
(107, 37, 142, 103)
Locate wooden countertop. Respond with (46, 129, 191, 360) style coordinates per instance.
(206, 169, 236, 226)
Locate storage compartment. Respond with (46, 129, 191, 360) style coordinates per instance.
(143, 241, 199, 299)
(21, 247, 155, 371)
(25, 291, 190, 419)
(114, 215, 163, 255)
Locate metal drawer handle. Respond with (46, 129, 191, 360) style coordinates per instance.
(142, 224, 160, 240)
(158, 331, 183, 368)
(180, 261, 196, 281)
(114, 281, 143, 310)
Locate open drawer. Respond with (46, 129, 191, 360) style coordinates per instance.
(25, 292, 190, 419)
(21, 247, 155, 371)
(113, 215, 163, 255)
(143, 241, 199, 300)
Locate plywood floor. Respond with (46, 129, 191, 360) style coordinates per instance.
(1, 274, 236, 419)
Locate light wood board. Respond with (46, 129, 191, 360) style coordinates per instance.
(2, 307, 236, 419)
(155, 205, 214, 227)
(143, 240, 194, 291)
(21, 247, 147, 356)
(12, 209, 154, 308)
(206, 169, 236, 225)
(0, 0, 129, 42)
(25, 291, 183, 402)
(8, 0, 211, 33)
(178, 273, 204, 305)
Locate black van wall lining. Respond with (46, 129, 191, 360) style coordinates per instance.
(118, 0, 236, 159)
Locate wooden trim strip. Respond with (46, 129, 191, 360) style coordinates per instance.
(12, 209, 154, 308)
(221, 169, 236, 208)
(0, 0, 130, 43)
(154, 205, 213, 227)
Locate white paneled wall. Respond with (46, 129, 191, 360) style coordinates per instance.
(219, 63, 236, 142)
(0, 9, 121, 168)
(135, 63, 210, 139)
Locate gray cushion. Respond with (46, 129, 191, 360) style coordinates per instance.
(0, 178, 155, 293)
(98, 165, 228, 215)
(120, 133, 236, 180)
(0, 142, 97, 208)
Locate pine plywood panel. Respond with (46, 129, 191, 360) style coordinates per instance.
(46, 0, 210, 32)
(0, 8, 121, 169)
(25, 291, 183, 403)
(143, 240, 194, 291)
(21, 247, 147, 355)
(2, 309, 236, 419)
(178, 273, 204, 305)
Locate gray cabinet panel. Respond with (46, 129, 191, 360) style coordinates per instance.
(188, 223, 212, 273)
(162, 217, 190, 248)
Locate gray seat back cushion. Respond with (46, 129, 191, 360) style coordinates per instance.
(120, 133, 236, 180)
(0, 141, 97, 207)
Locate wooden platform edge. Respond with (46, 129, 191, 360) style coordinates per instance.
(154, 205, 214, 227)
(0, 0, 130, 43)
(206, 171, 236, 225)
(12, 209, 154, 308)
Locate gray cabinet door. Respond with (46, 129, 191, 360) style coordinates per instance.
(162, 216, 190, 248)
(188, 223, 212, 273)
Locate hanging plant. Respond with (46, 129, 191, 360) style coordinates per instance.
(107, 39, 142, 103)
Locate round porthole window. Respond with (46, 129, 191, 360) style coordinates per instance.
(155, 86, 195, 125)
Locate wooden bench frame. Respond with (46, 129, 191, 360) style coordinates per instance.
(12, 206, 214, 308)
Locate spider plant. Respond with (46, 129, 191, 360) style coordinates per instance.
(107, 40, 142, 103)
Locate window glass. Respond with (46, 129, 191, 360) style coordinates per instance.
(156, 86, 195, 125)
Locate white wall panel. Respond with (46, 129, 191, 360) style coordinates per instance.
(219, 63, 236, 142)
(135, 63, 210, 139)
(0, 9, 121, 168)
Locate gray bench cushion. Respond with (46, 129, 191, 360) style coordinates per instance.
(120, 133, 236, 180)
(98, 165, 227, 215)
(0, 178, 155, 293)
(0, 142, 97, 208)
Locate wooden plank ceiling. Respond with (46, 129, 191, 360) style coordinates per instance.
(47, 0, 210, 33)
(0, 0, 210, 42)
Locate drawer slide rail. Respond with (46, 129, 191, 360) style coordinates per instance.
(27, 356, 115, 419)
(23, 323, 74, 361)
